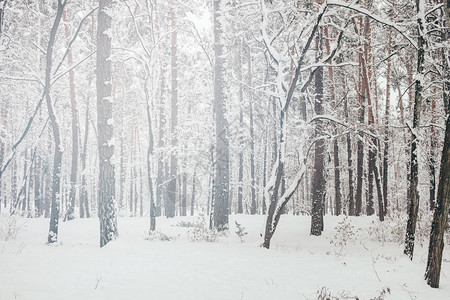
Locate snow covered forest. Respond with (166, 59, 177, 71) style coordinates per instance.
(1, 0, 450, 299)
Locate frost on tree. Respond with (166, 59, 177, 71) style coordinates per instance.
(213, 0, 229, 231)
(97, 0, 118, 247)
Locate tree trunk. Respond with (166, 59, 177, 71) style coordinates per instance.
(354, 18, 365, 217)
(424, 4, 450, 286)
(63, 9, 79, 222)
(190, 166, 196, 216)
(237, 39, 244, 215)
(425, 114, 450, 287)
(311, 28, 324, 236)
(383, 31, 392, 217)
(248, 45, 256, 215)
(167, 1, 178, 218)
(80, 101, 90, 218)
(97, 0, 118, 247)
(404, 0, 425, 259)
(46, 0, 65, 244)
(429, 97, 437, 210)
(213, 0, 229, 231)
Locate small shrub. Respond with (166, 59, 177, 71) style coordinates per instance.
(235, 221, 247, 243)
(368, 211, 406, 245)
(0, 215, 21, 241)
(176, 220, 197, 228)
(146, 230, 175, 241)
(329, 216, 360, 254)
(188, 214, 225, 243)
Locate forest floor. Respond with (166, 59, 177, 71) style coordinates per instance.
(0, 214, 449, 300)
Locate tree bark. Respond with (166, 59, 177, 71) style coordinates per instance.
(404, 0, 425, 259)
(248, 45, 256, 215)
(237, 39, 244, 215)
(424, 2, 450, 287)
(166, 1, 178, 218)
(63, 9, 79, 222)
(213, 0, 230, 230)
(46, 0, 66, 244)
(97, 0, 118, 247)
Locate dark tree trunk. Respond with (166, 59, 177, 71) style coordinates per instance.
(383, 31, 392, 216)
(429, 97, 437, 211)
(354, 17, 366, 217)
(213, 0, 229, 231)
(345, 95, 355, 216)
(425, 115, 450, 287)
(424, 8, 450, 286)
(311, 29, 324, 236)
(404, 0, 425, 259)
(97, 0, 118, 247)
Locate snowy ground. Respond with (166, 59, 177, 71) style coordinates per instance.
(1, 214, 449, 300)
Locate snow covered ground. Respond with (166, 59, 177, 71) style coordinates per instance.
(1, 214, 449, 299)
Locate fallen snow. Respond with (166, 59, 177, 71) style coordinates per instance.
(0, 215, 449, 299)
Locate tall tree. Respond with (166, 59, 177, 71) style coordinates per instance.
(310, 20, 325, 236)
(404, 0, 426, 259)
(424, 0, 450, 287)
(97, 0, 118, 247)
(166, 0, 178, 218)
(213, 0, 229, 230)
(46, 0, 66, 244)
(63, 9, 79, 222)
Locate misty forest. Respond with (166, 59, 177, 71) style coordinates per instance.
(1, 0, 450, 299)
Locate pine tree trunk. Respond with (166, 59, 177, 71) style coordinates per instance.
(425, 114, 450, 287)
(311, 27, 325, 235)
(97, 0, 118, 247)
(404, 0, 425, 259)
(424, 4, 450, 286)
(213, 0, 229, 230)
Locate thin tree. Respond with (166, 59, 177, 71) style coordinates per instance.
(404, 0, 426, 259)
(166, 0, 178, 218)
(46, 0, 67, 244)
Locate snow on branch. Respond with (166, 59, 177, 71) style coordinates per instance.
(327, 0, 418, 50)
